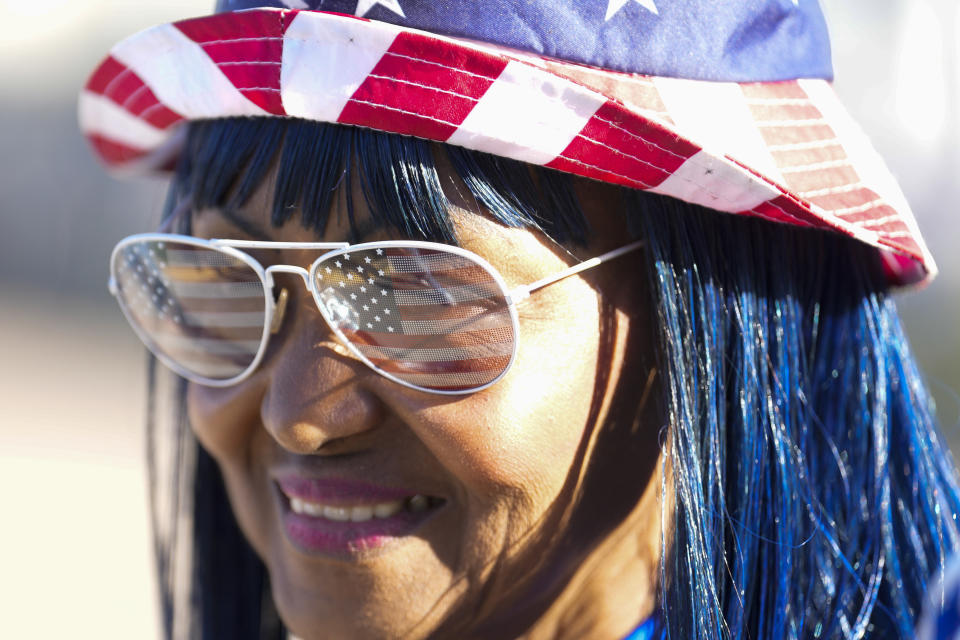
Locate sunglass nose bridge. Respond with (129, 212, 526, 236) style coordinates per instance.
(264, 264, 311, 291)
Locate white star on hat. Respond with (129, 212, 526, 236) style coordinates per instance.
(605, 0, 658, 20)
(355, 0, 405, 18)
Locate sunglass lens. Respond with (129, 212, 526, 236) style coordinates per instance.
(112, 240, 267, 381)
(313, 246, 516, 392)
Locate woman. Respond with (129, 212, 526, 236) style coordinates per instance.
(81, 1, 960, 638)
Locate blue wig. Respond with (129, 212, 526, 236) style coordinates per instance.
(149, 117, 960, 639)
(635, 194, 960, 639)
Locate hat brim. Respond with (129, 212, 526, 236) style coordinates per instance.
(79, 8, 935, 287)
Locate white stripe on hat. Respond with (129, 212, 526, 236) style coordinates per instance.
(447, 60, 606, 166)
(111, 23, 268, 119)
(78, 91, 169, 149)
(653, 77, 784, 184)
(282, 11, 400, 121)
(649, 151, 782, 213)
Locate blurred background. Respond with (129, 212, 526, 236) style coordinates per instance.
(1, 0, 958, 637)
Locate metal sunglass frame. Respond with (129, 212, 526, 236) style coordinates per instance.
(109, 233, 643, 395)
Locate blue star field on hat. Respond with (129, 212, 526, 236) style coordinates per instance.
(216, 0, 830, 81)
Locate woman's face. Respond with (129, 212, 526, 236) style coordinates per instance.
(186, 167, 657, 639)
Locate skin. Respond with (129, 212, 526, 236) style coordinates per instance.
(185, 165, 663, 639)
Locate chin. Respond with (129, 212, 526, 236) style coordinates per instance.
(265, 532, 462, 640)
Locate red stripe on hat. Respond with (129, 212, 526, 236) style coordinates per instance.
(547, 102, 698, 188)
(86, 55, 127, 94)
(338, 99, 458, 140)
(863, 215, 909, 236)
(783, 165, 860, 195)
(771, 142, 846, 171)
(807, 186, 880, 212)
(744, 195, 824, 228)
(750, 103, 822, 122)
(88, 134, 149, 166)
(345, 74, 476, 132)
(124, 93, 183, 130)
(387, 32, 509, 84)
(86, 55, 184, 130)
(879, 246, 925, 286)
(175, 12, 286, 115)
(757, 123, 837, 147)
(341, 34, 507, 139)
(883, 235, 923, 258)
(373, 49, 501, 102)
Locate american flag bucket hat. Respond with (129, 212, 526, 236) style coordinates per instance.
(79, 0, 936, 288)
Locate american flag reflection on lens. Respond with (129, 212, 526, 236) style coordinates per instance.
(313, 246, 515, 392)
(112, 240, 268, 380)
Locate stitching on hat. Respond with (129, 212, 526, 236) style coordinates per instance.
(629, 108, 672, 124)
(878, 230, 913, 239)
(744, 98, 814, 107)
(140, 102, 175, 123)
(383, 51, 501, 82)
(833, 198, 887, 217)
(856, 213, 904, 229)
(572, 135, 670, 178)
(558, 152, 811, 227)
(121, 83, 152, 112)
(591, 115, 687, 162)
(798, 182, 863, 198)
(346, 99, 460, 127)
(756, 118, 829, 128)
(102, 66, 136, 104)
(780, 157, 852, 174)
(195, 36, 285, 46)
(217, 61, 283, 66)
(767, 139, 842, 153)
(276, 11, 285, 105)
(366, 74, 481, 101)
(556, 155, 654, 188)
(229, 86, 283, 92)
(747, 202, 811, 227)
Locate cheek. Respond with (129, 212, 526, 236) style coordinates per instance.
(410, 286, 601, 518)
(186, 380, 265, 461)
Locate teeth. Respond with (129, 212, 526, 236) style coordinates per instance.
(323, 505, 351, 521)
(289, 497, 409, 521)
(407, 495, 429, 513)
(373, 501, 402, 519)
(350, 505, 374, 522)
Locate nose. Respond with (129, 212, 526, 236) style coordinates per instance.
(260, 287, 385, 454)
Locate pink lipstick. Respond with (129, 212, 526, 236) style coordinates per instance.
(274, 475, 442, 555)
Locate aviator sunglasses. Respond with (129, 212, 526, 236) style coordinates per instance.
(109, 233, 643, 395)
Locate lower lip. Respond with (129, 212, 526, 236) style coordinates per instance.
(280, 500, 435, 556)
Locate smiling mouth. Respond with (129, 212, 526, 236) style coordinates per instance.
(287, 494, 434, 521)
(275, 480, 445, 556)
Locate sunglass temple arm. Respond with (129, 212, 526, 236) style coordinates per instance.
(506, 240, 643, 304)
